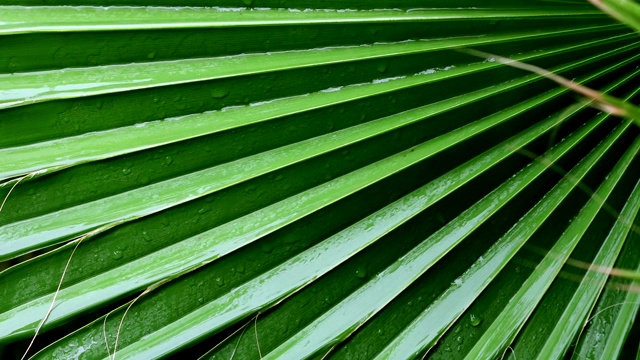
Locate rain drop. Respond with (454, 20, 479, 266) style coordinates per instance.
(262, 243, 274, 253)
(111, 250, 124, 260)
(470, 313, 482, 327)
(211, 88, 230, 99)
(280, 325, 289, 335)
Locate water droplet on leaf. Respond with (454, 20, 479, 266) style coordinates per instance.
(111, 250, 124, 260)
(211, 88, 230, 99)
(470, 313, 482, 327)
(237, 264, 246, 274)
(262, 243, 274, 253)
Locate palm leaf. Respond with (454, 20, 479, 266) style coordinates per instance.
(1, 2, 640, 359)
(589, 0, 640, 33)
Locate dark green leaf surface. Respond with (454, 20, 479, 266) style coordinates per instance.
(1, 2, 640, 360)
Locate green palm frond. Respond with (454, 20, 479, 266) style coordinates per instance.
(589, 0, 640, 33)
(1, 2, 640, 359)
